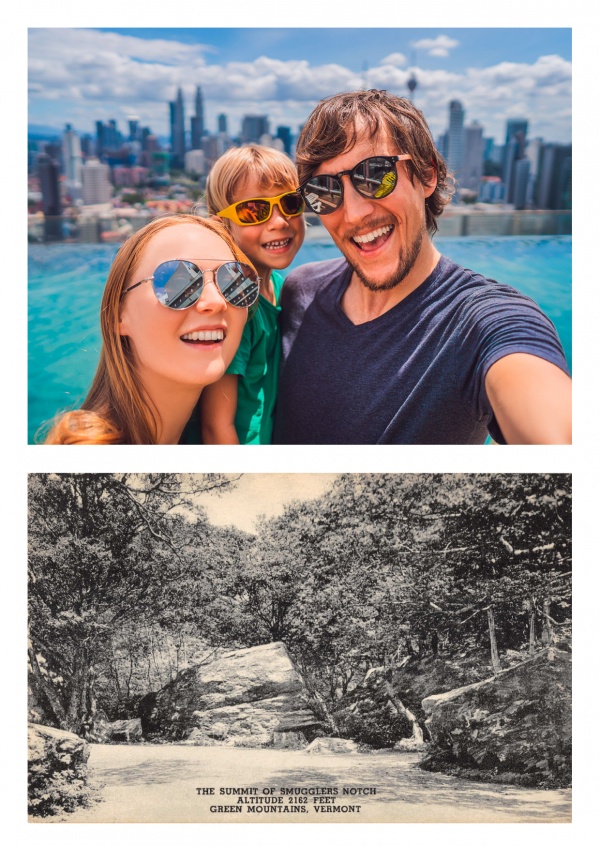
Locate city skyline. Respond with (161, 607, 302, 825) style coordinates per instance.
(28, 28, 572, 145)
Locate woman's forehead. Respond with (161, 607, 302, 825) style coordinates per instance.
(141, 223, 234, 265)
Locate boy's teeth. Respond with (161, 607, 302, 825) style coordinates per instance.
(181, 330, 224, 341)
(353, 225, 393, 244)
(264, 238, 291, 249)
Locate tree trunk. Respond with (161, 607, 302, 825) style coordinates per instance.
(541, 598, 554, 645)
(527, 598, 536, 655)
(487, 607, 501, 674)
(28, 644, 67, 728)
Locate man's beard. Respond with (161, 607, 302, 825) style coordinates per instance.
(345, 226, 424, 292)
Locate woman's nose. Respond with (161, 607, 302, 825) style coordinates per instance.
(194, 272, 227, 311)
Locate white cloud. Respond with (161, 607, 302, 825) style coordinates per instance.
(380, 53, 407, 67)
(412, 35, 460, 58)
(28, 30, 572, 144)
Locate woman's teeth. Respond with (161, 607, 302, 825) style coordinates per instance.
(181, 330, 224, 342)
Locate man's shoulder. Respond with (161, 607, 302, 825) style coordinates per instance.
(281, 256, 350, 310)
(284, 256, 349, 291)
(437, 254, 539, 311)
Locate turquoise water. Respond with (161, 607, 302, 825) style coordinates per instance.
(28, 236, 572, 443)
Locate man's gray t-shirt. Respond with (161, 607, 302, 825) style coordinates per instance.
(273, 255, 569, 445)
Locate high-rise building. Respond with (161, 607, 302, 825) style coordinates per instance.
(503, 119, 528, 204)
(201, 135, 227, 168)
(505, 119, 528, 156)
(512, 158, 531, 210)
(276, 126, 292, 155)
(128, 118, 140, 142)
(217, 113, 228, 134)
(81, 158, 112, 205)
(461, 123, 484, 193)
(503, 137, 520, 204)
(537, 144, 572, 210)
(185, 149, 205, 176)
(37, 152, 63, 241)
(96, 119, 122, 156)
(62, 124, 83, 199)
(80, 134, 95, 157)
(241, 115, 269, 144)
(446, 101, 465, 192)
(436, 132, 448, 160)
(169, 87, 186, 169)
(191, 86, 205, 149)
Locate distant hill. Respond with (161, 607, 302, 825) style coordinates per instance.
(28, 124, 63, 140)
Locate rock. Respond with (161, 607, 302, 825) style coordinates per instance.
(304, 738, 359, 754)
(393, 737, 427, 753)
(105, 718, 143, 743)
(139, 642, 323, 746)
(28, 723, 91, 817)
(421, 648, 571, 787)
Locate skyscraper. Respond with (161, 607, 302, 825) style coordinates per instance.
(503, 119, 528, 204)
(505, 119, 528, 155)
(169, 87, 186, 169)
(37, 152, 63, 241)
(217, 114, 228, 134)
(276, 126, 292, 155)
(241, 115, 269, 144)
(191, 86, 205, 150)
(81, 158, 112, 205)
(446, 101, 465, 191)
(461, 123, 484, 193)
(62, 124, 83, 199)
(537, 144, 572, 210)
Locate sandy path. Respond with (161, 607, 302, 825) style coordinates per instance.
(49, 744, 572, 824)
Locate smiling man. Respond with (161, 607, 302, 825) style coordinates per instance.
(273, 89, 571, 445)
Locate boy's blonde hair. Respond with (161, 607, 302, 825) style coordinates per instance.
(205, 145, 299, 217)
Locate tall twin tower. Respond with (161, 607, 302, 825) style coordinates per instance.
(169, 86, 205, 169)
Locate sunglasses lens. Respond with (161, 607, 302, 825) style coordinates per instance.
(235, 200, 271, 225)
(280, 192, 305, 216)
(353, 157, 398, 199)
(302, 176, 343, 215)
(152, 260, 203, 309)
(216, 262, 259, 308)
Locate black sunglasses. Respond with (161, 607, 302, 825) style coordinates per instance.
(122, 259, 260, 309)
(300, 154, 412, 215)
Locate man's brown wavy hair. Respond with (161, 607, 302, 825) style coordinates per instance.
(296, 89, 454, 234)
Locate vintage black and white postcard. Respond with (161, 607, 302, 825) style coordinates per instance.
(28, 473, 571, 824)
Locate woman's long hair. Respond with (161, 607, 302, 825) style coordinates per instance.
(45, 214, 251, 444)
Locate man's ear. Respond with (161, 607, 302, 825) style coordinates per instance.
(423, 165, 438, 198)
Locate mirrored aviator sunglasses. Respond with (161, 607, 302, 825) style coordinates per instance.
(217, 190, 305, 226)
(122, 259, 260, 309)
(300, 154, 411, 215)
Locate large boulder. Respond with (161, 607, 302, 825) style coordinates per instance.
(139, 642, 323, 746)
(28, 723, 91, 817)
(421, 648, 571, 787)
(304, 738, 359, 755)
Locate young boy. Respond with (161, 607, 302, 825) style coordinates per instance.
(200, 146, 305, 444)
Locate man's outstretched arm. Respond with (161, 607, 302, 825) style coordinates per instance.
(485, 353, 572, 444)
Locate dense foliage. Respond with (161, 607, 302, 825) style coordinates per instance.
(29, 473, 571, 733)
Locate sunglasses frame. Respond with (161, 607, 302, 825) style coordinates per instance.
(216, 190, 305, 226)
(122, 259, 260, 310)
(300, 154, 412, 215)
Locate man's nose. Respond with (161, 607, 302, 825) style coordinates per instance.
(341, 176, 376, 224)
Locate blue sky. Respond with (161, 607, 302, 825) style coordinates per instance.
(28, 28, 572, 144)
